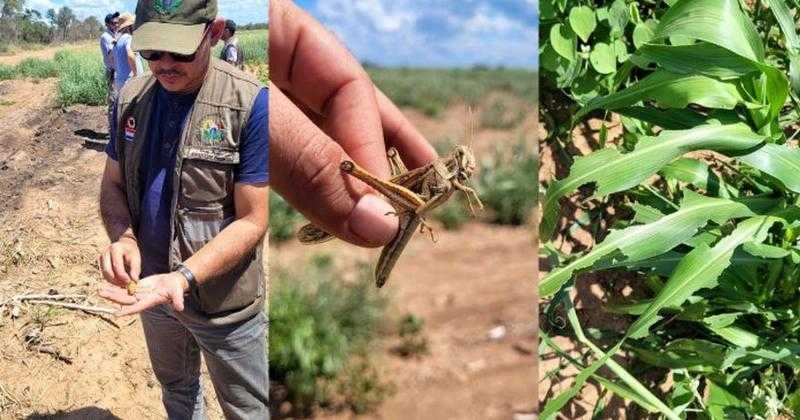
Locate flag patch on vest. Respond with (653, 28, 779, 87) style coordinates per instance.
(124, 117, 136, 142)
(200, 117, 224, 144)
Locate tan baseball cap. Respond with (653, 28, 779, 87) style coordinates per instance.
(131, 0, 217, 55)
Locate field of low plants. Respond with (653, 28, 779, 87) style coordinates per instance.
(0, 29, 268, 107)
(540, 0, 800, 418)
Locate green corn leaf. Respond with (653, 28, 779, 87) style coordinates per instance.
(616, 106, 708, 129)
(654, 0, 764, 62)
(569, 6, 596, 43)
(737, 143, 800, 193)
(637, 42, 758, 79)
(626, 216, 781, 339)
(540, 123, 764, 240)
(540, 192, 754, 297)
(576, 70, 746, 121)
(660, 157, 717, 190)
(705, 323, 760, 348)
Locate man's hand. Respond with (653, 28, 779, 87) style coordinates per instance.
(269, 0, 438, 248)
(98, 271, 188, 316)
(98, 236, 141, 288)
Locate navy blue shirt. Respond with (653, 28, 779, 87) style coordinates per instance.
(107, 85, 268, 276)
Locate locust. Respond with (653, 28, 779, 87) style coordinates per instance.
(297, 144, 483, 287)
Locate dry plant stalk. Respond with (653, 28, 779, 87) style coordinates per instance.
(297, 144, 483, 287)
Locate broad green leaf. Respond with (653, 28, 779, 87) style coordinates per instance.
(616, 106, 708, 129)
(705, 323, 760, 348)
(590, 42, 617, 74)
(660, 157, 717, 190)
(629, 339, 727, 370)
(737, 143, 800, 193)
(654, 0, 764, 62)
(569, 6, 596, 43)
(629, 2, 641, 24)
(613, 38, 629, 63)
(637, 42, 758, 79)
(626, 216, 781, 338)
(632, 22, 654, 49)
(576, 70, 746, 121)
(540, 123, 765, 240)
(608, 0, 630, 37)
(707, 380, 747, 419)
(742, 242, 790, 259)
(550, 23, 577, 61)
(540, 193, 754, 297)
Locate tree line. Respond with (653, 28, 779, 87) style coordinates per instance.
(1, 0, 103, 50)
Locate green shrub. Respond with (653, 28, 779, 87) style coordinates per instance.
(269, 191, 304, 242)
(477, 138, 538, 225)
(269, 256, 389, 410)
(54, 50, 106, 106)
(0, 64, 16, 81)
(16, 58, 58, 79)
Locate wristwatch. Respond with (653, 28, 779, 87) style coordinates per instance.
(177, 263, 197, 294)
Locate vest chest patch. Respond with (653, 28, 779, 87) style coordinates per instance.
(200, 117, 225, 145)
(124, 116, 137, 142)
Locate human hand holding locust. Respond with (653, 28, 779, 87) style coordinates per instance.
(270, 0, 482, 286)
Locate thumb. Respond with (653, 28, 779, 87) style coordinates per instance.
(269, 85, 398, 247)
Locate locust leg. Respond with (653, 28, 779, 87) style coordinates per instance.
(387, 147, 408, 177)
(375, 211, 421, 288)
(340, 160, 424, 212)
(453, 179, 484, 215)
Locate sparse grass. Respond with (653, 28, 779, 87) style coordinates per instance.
(269, 254, 389, 411)
(477, 137, 538, 225)
(368, 67, 537, 117)
(269, 191, 304, 242)
(53, 50, 106, 107)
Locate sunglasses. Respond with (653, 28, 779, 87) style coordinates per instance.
(139, 25, 211, 63)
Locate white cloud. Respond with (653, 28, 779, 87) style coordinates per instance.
(312, 0, 537, 68)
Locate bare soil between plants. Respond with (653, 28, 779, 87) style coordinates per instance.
(0, 77, 536, 419)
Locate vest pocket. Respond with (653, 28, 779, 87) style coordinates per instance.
(180, 147, 239, 208)
(176, 208, 262, 315)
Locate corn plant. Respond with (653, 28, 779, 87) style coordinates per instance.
(540, 0, 800, 417)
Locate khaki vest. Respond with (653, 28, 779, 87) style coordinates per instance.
(114, 58, 265, 325)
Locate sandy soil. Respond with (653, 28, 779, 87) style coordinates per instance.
(0, 74, 537, 419)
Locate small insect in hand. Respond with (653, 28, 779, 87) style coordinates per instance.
(297, 144, 483, 287)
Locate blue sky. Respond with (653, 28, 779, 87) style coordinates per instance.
(24, 0, 267, 27)
(294, 0, 537, 69)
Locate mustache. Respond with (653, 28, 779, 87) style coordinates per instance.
(155, 69, 185, 77)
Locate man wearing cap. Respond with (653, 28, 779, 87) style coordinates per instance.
(220, 19, 243, 69)
(111, 12, 143, 92)
(96, 0, 269, 418)
(100, 12, 119, 138)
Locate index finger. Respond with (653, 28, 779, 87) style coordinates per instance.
(269, 0, 388, 178)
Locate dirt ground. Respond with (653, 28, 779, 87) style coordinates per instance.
(0, 75, 536, 419)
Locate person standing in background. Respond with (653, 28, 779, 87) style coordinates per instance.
(112, 12, 143, 92)
(220, 19, 244, 69)
(100, 12, 119, 139)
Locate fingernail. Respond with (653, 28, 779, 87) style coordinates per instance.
(349, 194, 399, 246)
